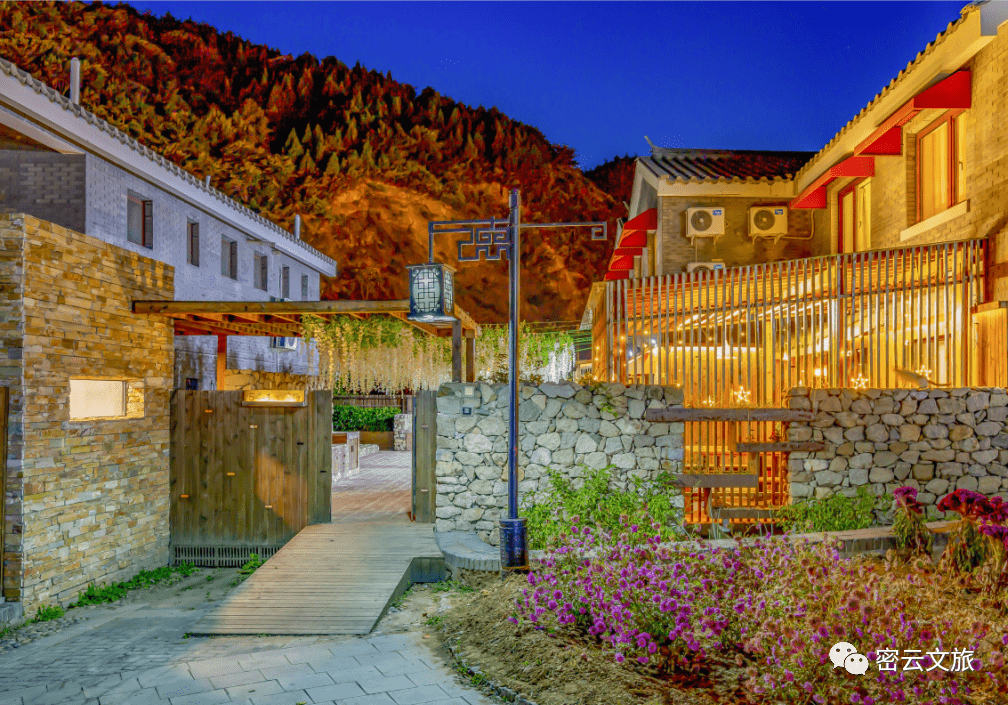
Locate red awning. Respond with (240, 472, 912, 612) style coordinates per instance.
(791, 71, 971, 209)
(617, 230, 648, 248)
(623, 208, 657, 232)
(604, 271, 629, 281)
(609, 254, 635, 271)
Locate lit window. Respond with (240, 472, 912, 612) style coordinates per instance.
(917, 111, 964, 222)
(838, 179, 870, 253)
(69, 380, 145, 419)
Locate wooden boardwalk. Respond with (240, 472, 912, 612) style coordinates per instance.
(192, 519, 443, 635)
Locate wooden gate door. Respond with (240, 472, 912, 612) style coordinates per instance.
(412, 390, 437, 523)
(170, 389, 332, 566)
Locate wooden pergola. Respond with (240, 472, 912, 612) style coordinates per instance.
(132, 299, 482, 387)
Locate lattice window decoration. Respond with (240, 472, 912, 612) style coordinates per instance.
(406, 262, 457, 323)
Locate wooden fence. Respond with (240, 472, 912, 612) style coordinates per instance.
(169, 390, 333, 567)
(595, 239, 987, 523)
(333, 394, 413, 413)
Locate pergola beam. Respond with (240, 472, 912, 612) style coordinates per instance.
(133, 299, 481, 336)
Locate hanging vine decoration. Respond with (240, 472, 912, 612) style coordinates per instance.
(301, 314, 452, 393)
(301, 316, 576, 391)
(474, 323, 575, 385)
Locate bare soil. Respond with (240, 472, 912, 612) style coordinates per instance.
(423, 568, 750, 705)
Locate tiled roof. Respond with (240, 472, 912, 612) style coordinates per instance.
(794, 4, 974, 184)
(641, 147, 816, 184)
(0, 57, 336, 271)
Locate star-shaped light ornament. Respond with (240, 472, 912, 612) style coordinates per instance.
(851, 376, 869, 390)
(733, 387, 751, 404)
(916, 366, 931, 381)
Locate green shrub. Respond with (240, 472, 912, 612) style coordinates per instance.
(332, 405, 400, 432)
(70, 562, 198, 607)
(776, 486, 879, 534)
(239, 553, 263, 575)
(519, 466, 688, 550)
(33, 605, 64, 622)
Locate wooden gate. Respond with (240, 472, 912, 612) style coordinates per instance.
(169, 390, 332, 566)
(412, 390, 437, 523)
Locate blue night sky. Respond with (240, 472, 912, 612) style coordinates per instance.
(129, 1, 967, 170)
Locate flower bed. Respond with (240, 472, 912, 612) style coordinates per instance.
(507, 494, 1008, 704)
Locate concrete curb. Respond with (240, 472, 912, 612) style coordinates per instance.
(434, 520, 957, 573)
(0, 599, 24, 628)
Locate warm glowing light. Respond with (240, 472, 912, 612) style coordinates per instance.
(916, 366, 931, 380)
(814, 368, 822, 377)
(242, 389, 306, 406)
(701, 396, 716, 407)
(732, 387, 751, 404)
(851, 376, 868, 390)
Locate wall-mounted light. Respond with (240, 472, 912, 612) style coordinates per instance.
(242, 389, 306, 407)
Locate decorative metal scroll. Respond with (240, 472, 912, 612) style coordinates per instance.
(427, 218, 608, 264)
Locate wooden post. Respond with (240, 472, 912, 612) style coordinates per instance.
(465, 330, 475, 383)
(452, 320, 462, 382)
(216, 335, 227, 391)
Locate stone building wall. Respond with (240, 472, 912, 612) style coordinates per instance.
(394, 413, 412, 451)
(435, 382, 685, 545)
(218, 368, 325, 391)
(787, 387, 1008, 519)
(0, 213, 174, 613)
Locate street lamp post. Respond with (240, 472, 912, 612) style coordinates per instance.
(410, 189, 607, 576)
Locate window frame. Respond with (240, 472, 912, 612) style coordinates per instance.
(127, 191, 153, 249)
(837, 177, 871, 254)
(254, 251, 269, 292)
(281, 265, 290, 299)
(221, 236, 238, 280)
(915, 109, 965, 224)
(301, 274, 309, 301)
(187, 221, 200, 267)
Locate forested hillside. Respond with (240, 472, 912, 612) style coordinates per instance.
(0, 1, 639, 322)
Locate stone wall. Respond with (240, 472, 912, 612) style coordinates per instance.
(219, 368, 325, 391)
(787, 387, 1008, 519)
(435, 382, 685, 545)
(0, 214, 174, 612)
(394, 413, 412, 451)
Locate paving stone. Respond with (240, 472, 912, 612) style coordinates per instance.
(354, 652, 409, 668)
(404, 671, 440, 687)
(168, 689, 230, 705)
(366, 634, 418, 653)
(389, 685, 451, 705)
(356, 674, 417, 694)
(276, 673, 334, 691)
(375, 659, 437, 677)
(207, 670, 265, 690)
(256, 663, 313, 682)
(306, 661, 381, 681)
(305, 682, 367, 702)
(249, 690, 311, 705)
(98, 687, 162, 705)
(333, 695, 397, 705)
(154, 678, 213, 700)
(185, 657, 247, 679)
(224, 680, 284, 700)
(236, 654, 292, 671)
(139, 666, 194, 689)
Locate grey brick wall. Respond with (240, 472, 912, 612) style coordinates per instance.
(0, 150, 85, 234)
(174, 335, 321, 390)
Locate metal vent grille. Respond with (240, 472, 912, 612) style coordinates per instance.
(172, 545, 281, 568)
(753, 209, 776, 231)
(690, 210, 713, 232)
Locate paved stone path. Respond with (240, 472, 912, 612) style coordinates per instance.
(1, 452, 496, 705)
(0, 600, 495, 704)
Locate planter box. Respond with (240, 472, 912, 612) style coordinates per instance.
(360, 431, 394, 450)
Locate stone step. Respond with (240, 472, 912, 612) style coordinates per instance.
(0, 599, 24, 627)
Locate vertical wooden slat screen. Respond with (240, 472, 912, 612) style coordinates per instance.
(169, 390, 332, 564)
(599, 239, 987, 522)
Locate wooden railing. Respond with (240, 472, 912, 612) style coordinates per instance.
(596, 239, 987, 523)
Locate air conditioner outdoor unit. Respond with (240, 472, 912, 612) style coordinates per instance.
(749, 206, 788, 240)
(271, 337, 298, 351)
(687, 260, 726, 274)
(686, 207, 725, 243)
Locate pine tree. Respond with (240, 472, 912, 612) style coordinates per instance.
(284, 127, 304, 160)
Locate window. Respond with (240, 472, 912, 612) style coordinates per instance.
(221, 237, 237, 279)
(838, 178, 871, 253)
(187, 221, 200, 266)
(917, 111, 965, 222)
(282, 266, 290, 299)
(301, 274, 309, 301)
(69, 379, 145, 419)
(253, 252, 268, 291)
(127, 191, 153, 248)
(185, 378, 199, 390)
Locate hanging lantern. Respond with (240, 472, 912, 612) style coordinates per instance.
(406, 262, 456, 324)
